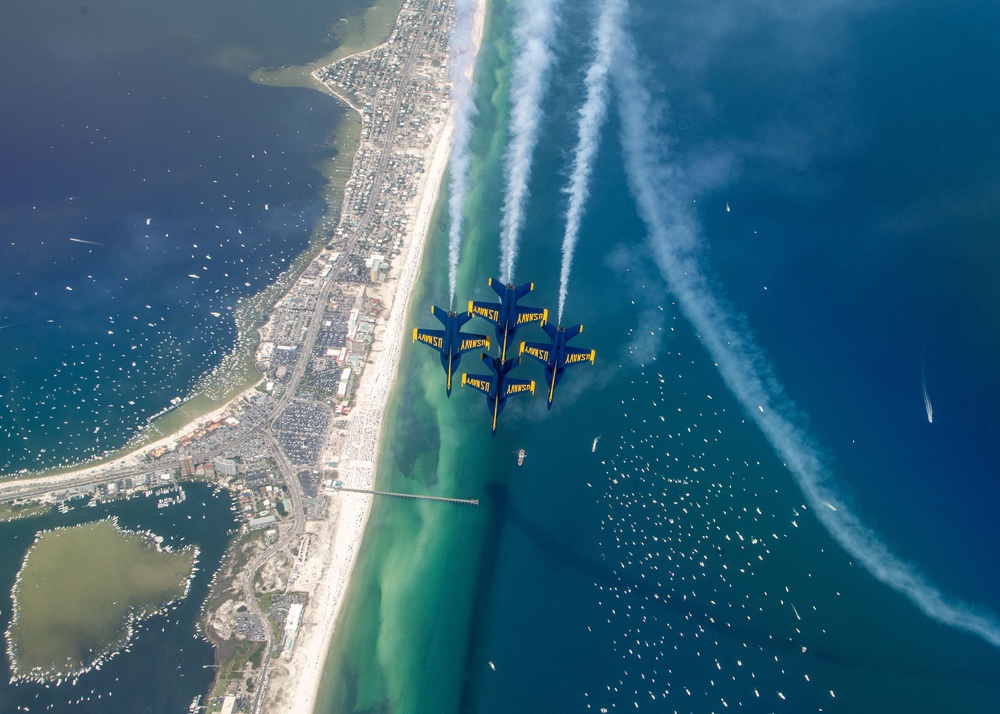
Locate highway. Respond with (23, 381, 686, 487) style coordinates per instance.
(0, 1, 441, 711)
(243, 2, 440, 710)
(0, 2, 443, 710)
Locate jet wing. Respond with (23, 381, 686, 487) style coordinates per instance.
(458, 334, 490, 354)
(469, 300, 501, 328)
(413, 328, 445, 352)
(461, 373, 493, 397)
(515, 306, 547, 327)
(519, 341, 551, 365)
(514, 281, 535, 299)
(563, 346, 596, 366)
(503, 378, 535, 397)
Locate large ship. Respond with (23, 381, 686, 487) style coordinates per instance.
(517, 449, 525, 466)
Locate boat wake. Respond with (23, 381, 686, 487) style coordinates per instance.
(922, 364, 933, 424)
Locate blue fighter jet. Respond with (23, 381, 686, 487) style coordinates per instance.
(413, 306, 490, 396)
(519, 322, 595, 409)
(462, 353, 535, 435)
(468, 278, 547, 363)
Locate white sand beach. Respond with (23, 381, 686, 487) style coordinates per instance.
(262, 1, 488, 711)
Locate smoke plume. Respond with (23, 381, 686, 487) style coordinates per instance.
(557, 0, 626, 322)
(447, 0, 480, 307)
(611, 22, 1000, 650)
(499, 0, 560, 283)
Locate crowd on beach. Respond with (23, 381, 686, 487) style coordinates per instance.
(261, 0, 482, 710)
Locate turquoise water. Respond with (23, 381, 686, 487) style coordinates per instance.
(319, 0, 1000, 712)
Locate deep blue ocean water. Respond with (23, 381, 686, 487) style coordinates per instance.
(0, 0, 373, 473)
(5, 0, 1000, 710)
(319, 0, 1000, 712)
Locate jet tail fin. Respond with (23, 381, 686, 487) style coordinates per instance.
(501, 356, 520, 375)
(563, 324, 583, 340)
(487, 277, 506, 298)
(430, 305, 449, 326)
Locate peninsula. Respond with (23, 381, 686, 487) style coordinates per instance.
(0, 0, 486, 710)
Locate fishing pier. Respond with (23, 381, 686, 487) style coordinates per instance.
(333, 483, 479, 506)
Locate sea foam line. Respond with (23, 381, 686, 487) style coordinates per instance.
(610, 23, 1000, 650)
(556, 0, 625, 322)
(500, 0, 560, 283)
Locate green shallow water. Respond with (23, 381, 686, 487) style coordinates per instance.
(316, 0, 1000, 711)
(9, 519, 195, 679)
(314, 4, 515, 710)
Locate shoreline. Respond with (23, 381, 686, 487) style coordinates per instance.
(0, 0, 488, 710)
(261, 1, 489, 710)
(5, 516, 199, 685)
(268, 120, 453, 714)
(0, 2, 409, 485)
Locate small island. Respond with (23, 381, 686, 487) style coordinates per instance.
(6, 518, 197, 683)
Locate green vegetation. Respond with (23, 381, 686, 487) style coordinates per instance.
(205, 638, 263, 710)
(18, 0, 406, 486)
(0, 501, 52, 523)
(7, 519, 195, 680)
(250, 0, 407, 91)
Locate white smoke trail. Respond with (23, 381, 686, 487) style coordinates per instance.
(611, 26, 1000, 649)
(447, 0, 480, 308)
(556, 0, 626, 323)
(499, 0, 560, 283)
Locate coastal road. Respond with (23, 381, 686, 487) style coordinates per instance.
(242, 432, 305, 714)
(270, 0, 439, 422)
(0, 0, 439, 510)
(0, 0, 443, 710)
(242, 4, 441, 707)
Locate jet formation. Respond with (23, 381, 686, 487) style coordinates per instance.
(413, 277, 595, 434)
(412, 306, 490, 396)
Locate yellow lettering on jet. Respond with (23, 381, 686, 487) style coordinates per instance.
(506, 382, 535, 395)
(471, 305, 499, 322)
(565, 349, 596, 365)
(416, 333, 443, 349)
(460, 337, 489, 351)
(524, 345, 548, 361)
(516, 311, 546, 325)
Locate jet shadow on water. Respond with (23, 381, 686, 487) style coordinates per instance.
(460, 485, 999, 691)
